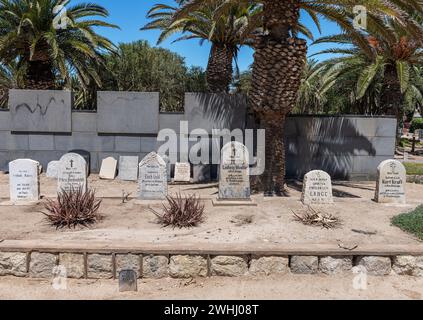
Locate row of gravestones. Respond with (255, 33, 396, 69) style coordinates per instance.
(7, 142, 407, 205)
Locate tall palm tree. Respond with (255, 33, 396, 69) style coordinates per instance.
(175, 0, 423, 195)
(0, 0, 118, 90)
(142, 0, 260, 93)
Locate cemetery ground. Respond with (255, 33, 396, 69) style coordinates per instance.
(0, 172, 422, 246)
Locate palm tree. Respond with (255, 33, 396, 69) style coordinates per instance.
(175, 0, 423, 195)
(0, 0, 118, 90)
(142, 0, 260, 93)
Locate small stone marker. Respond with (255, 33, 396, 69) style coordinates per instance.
(301, 170, 334, 205)
(375, 159, 406, 204)
(138, 152, 167, 200)
(9, 159, 40, 203)
(118, 156, 139, 181)
(119, 269, 138, 292)
(57, 153, 87, 193)
(174, 162, 191, 182)
(218, 141, 251, 200)
(99, 157, 117, 180)
(46, 161, 60, 178)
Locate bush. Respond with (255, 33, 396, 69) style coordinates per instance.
(409, 118, 423, 133)
(150, 193, 205, 228)
(392, 205, 423, 240)
(42, 188, 102, 229)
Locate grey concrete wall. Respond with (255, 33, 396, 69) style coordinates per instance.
(0, 90, 396, 180)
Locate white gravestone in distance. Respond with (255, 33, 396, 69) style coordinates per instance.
(219, 141, 251, 200)
(174, 162, 191, 182)
(138, 152, 167, 200)
(99, 157, 117, 180)
(46, 161, 60, 178)
(375, 159, 406, 204)
(118, 156, 139, 181)
(57, 153, 87, 193)
(301, 170, 334, 205)
(9, 159, 40, 202)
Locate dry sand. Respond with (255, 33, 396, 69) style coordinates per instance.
(0, 274, 422, 300)
(0, 172, 422, 246)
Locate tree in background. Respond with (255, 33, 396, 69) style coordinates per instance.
(142, 0, 260, 93)
(0, 0, 117, 90)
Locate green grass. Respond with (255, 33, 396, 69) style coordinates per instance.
(392, 205, 423, 240)
(404, 162, 423, 175)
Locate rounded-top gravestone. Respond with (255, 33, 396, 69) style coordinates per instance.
(138, 152, 167, 200)
(57, 153, 88, 193)
(301, 170, 333, 205)
(9, 159, 40, 203)
(375, 159, 406, 204)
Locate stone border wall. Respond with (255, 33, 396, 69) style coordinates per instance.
(0, 250, 421, 279)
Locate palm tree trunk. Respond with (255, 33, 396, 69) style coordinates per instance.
(381, 63, 403, 118)
(206, 43, 234, 93)
(250, 0, 307, 196)
(26, 60, 56, 90)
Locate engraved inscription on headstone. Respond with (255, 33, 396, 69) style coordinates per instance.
(9, 159, 40, 202)
(174, 162, 191, 182)
(219, 141, 250, 200)
(301, 170, 334, 205)
(138, 152, 167, 200)
(375, 159, 406, 204)
(118, 156, 139, 181)
(119, 269, 138, 292)
(57, 153, 87, 193)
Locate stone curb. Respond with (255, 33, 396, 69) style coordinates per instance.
(1, 250, 422, 279)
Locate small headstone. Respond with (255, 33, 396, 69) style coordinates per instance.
(119, 269, 138, 292)
(57, 153, 87, 193)
(375, 160, 406, 204)
(118, 156, 139, 181)
(138, 152, 167, 200)
(9, 159, 40, 203)
(99, 157, 117, 180)
(174, 162, 191, 182)
(218, 142, 250, 200)
(193, 164, 211, 183)
(301, 170, 334, 205)
(46, 161, 60, 178)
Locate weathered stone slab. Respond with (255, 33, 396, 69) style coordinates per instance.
(118, 156, 139, 181)
(29, 252, 58, 278)
(142, 255, 169, 278)
(375, 160, 406, 204)
(249, 256, 289, 276)
(9, 159, 40, 203)
(119, 270, 138, 292)
(357, 256, 392, 276)
(115, 254, 140, 277)
(9, 89, 72, 133)
(174, 162, 191, 182)
(210, 256, 248, 277)
(301, 170, 333, 205)
(46, 160, 60, 178)
(169, 255, 207, 278)
(97, 91, 159, 134)
(57, 153, 87, 193)
(290, 256, 319, 274)
(99, 157, 117, 180)
(319, 256, 353, 275)
(87, 254, 113, 279)
(219, 141, 250, 200)
(0, 252, 27, 277)
(138, 152, 167, 200)
(58, 253, 85, 279)
(392, 256, 423, 277)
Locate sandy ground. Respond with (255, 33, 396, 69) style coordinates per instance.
(0, 172, 422, 245)
(0, 274, 422, 300)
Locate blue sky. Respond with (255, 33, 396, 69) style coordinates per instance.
(74, 0, 341, 71)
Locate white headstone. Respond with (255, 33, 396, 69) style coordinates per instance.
(301, 170, 333, 205)
(375, 160, 406, 204)
(219, 141, 250, 200)
(46, 161, 60, 178)
(118, 156, 139, 181)
(138, 152, 167, 200)
(9, 159, 40, 202)
(99, 157, 117, 180)
(174, 162, 191, 182)
(57, 153, 87, 193)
